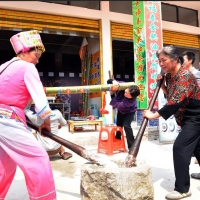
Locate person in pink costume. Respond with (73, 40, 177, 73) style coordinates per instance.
(0, 30, 56, 200)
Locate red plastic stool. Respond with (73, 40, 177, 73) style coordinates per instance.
(97, 126, 127, 155)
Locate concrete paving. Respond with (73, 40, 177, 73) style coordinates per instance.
(5, 125, 200, 200)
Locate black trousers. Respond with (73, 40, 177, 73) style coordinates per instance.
(173, 124, 200, 193)
(115, 110, 135, 149)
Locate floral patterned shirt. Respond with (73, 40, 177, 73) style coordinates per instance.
(158, 66, 200, 127)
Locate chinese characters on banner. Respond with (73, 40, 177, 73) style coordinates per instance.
(133, 1, 179, 141)
(145, 1, 163, 109)
(89, 51, 101, 98)
(132, 1, 162, 109)
(133, 1, 147, 109)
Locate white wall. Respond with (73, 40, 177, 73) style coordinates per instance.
(0, 1, 199, 49)
(0, 1, 102, 20)
(0, 1, 199, 36)
(162, 21, 200, 35)
(87, 38, 99, 55)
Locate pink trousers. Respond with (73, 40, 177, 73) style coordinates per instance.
(0, 118, 56, 200)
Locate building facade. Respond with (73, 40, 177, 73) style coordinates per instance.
(0, 1, 199, 121)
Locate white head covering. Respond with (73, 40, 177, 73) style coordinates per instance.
(10, 30, 45, 54)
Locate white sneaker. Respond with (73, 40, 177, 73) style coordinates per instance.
(165, 190, 191, 199)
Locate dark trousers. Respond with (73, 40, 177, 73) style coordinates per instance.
(115, 110, 135, 149)
(173, 124, 200, 193)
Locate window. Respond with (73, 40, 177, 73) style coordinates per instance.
(70, 1, 100, 10)
(161, 3, 198, 27)
(178, 7, 198, 26)
(109, 1, 132, 15)
(39, 1, 100, 10)
(161, 3, 177, 23)
(40, 1, 69, 5)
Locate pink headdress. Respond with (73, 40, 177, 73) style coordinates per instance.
(10, 30, 45, 54)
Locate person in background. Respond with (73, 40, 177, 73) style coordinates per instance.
(0, 30, 56, 199)
(181, 51, 200, 166)
(25, 107, 73, 160)
(181, 51, 200, 86)
(143, 45, 200, 199)
(107, 79, 140, 150)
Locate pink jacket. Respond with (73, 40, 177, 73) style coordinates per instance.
(0, 57, 52, 122)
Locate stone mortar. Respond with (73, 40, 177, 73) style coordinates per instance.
(80, 158, 154, 200)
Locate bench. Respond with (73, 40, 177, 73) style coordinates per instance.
(67, 120, 103, 134)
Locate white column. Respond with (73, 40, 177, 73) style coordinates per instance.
(100, 1, 113, 124)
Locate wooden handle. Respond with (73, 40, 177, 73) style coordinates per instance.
(27, 120, 98, 163)
(108, 70, 114, 79)
(108, 70, 112, 79)
(125, 71, 164, 167)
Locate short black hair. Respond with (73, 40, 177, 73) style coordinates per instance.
(51, 106, 56, 110)
(107, 79, 114, 84)
(181, 51, 195, 64)
(128, 85, 140, 98)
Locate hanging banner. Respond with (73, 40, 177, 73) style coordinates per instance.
(79, 38, 88, 60)
(89, 51, 101, 98)
(79, 37, 88, 86)
(133, 1, 179, 140)
(79, 37, 88, 116)
(144, 1, 163, 110)
(133, 1, 163, 109)
(133, 1, 147, 109)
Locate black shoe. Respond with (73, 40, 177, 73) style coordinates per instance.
(191, 173, 200, 179)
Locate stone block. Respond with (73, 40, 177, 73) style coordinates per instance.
(81, 159, 154, 200)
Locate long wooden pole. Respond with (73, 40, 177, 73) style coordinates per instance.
(27, 120, 100, 163)
(44, 82, 135, 95)
(125, 72, 164, 168)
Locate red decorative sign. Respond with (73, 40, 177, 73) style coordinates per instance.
(145, 1, 163, 109)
